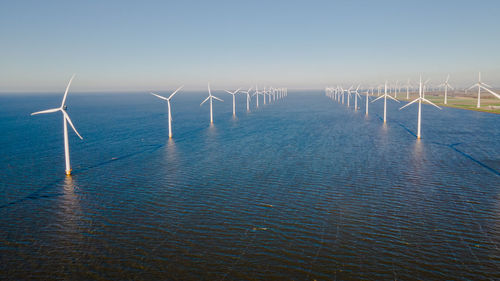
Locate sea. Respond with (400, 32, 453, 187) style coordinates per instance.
(0, 90, 499, 280)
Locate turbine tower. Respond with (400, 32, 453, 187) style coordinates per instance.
(201, 83, 224, 124)
(405, 79, 412, 99)
(394, 81, 399, 98)
(346, 86, 353, 107)
(31, 74, 83, 176)
(151, 85, 183, 138)
(365, 89, 370, 116)
(253, 85, 260, 108)
(400, 76, 441, 139)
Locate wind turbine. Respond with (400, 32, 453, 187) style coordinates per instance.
(253, 85, 260, 108)
(340, 87, 346, 104)
(400, 76, 441, 139)
(31, 74, 83, 176)
(150, 85, 183, 138)
(467, 72, 500, 108)
(371, 81, 400, 123)
(365, 89, 370, 116)
(437, 74, 454, 105)
(224, 88, 241, 117)
(241, 87, 253, 112)
(405, 79, 412, 99)
(394, 81, 399, 98)
(352, 85, 361, 111)
(201, 83, 224, 124)
(346, 86, 353, 107)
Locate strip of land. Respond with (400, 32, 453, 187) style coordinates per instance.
(394, 91, 500, 114)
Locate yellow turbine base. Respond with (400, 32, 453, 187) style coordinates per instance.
(65, 169, 72, 176)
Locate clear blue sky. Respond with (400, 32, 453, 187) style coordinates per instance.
(1, 0, 499, 92)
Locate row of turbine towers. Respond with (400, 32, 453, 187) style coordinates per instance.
(30, 75, 288, 175)
(342, 73, 500, 108)
(326, 73, 499, 140)
(193, 84, 287, 125)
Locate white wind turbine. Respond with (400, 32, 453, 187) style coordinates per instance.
(352, 85, 361, 111)
(151, 85, 183, 138)
(467, 72, 500, 108)
(399, 76, 441, 139)
(201, 83, 224, 124)
(224, 88, 241, 117)
(371, 81, 400, 123)
(394, 81, 399, 98)
(437, 74, 454, 105)
(241, 87, 253, 112)
(345, 86, 353, 107)
(405, 79, 412, 99)
(365, 88, 370, 115)
(253, 85, 261, 108)
(31, 74, 83, 176)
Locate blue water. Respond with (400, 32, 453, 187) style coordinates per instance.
(0, 91, 499, 280)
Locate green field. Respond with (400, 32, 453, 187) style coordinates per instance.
(397, 92, 500, 114)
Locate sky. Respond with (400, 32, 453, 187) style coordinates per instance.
(1, 0, 499, 92)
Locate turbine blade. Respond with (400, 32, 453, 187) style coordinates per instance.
(213, 96, 224, 102)
(62, 111, 83, 139)
(481, 86, 500, 100)
(208, 83, 211, 96)
(61, 74, 76, 107)
(399, 98, 420, 110)
(371, 95, 384, 103)
(467, 84, 478, 90)
(151, 93, 169, 101)
(200, 96, 210, 106)
(168, 85, 184, 100)
(422, 98, 442, 109)
(31, 108, 60, 115)
(387, 94, 400, 102)
(482, 82, 494, 88)
(224, 90, 233, 95)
